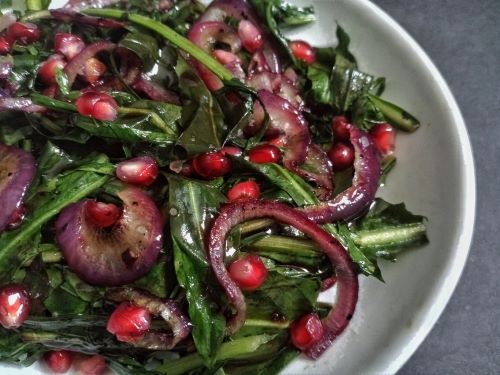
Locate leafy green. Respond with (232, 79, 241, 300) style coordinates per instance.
(55, 68, 70, 96)
(175, 57, 227, 155)
(119, 30, 159, 71)
(275, 2, 315, 26)
(0, 154, 112, 283)
(0, 328, 42, 366)
(26, 0, 51, 11)
(350, 199, 429, 260)
(168, 176, 226, 365)
(367, 94, 421, 132)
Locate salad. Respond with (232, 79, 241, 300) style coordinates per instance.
(0, 0, 429, 374)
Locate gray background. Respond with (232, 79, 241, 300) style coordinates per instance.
(370, 1, 500, 374)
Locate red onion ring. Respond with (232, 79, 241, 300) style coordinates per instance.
(301, 125, 380, 223)
(199, 0, 282, 73)
(107, 287, 191, 350)
(207, 199, 358, 358)
(0, 98, 45, 113)
(0, 144, 36, 232)
(50, 9, 125, 29)
(257, 89, 310, 170)
(63, 41, 115, 90)
(132, 74, 181, 105)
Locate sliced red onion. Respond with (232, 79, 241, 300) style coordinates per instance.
(50, 9, 125, 29)
(295, 143, 334, 200)
(248, 71, 303, 109)
(63, 0, 122, 10)
(301, 125, 380, 223)
(257, 89, 310, 170)
(0, 144, 36, 232)
(207, 199, 358, 358)
(63, 40, 115, 90)
(107, 287, 191, 350)
(0, 97, 45, 113)
(199, 0, 282, 73)
(132, 74, 181, 105)
(55, 187, 163, 286)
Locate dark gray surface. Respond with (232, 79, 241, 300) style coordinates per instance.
(370, 1, 500, 374)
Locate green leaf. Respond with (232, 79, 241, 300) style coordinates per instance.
(132, 255, 171, 298)
(0, 154, 112, 283)
(175, 57, 227, 155)
(26, 0, 51, 11)
(119, 30, 159, 71)
(368, 94, 420, 132)
(43, 287, 88, 316)
(168, 176, 227, 364)
(306, 65, 333, 105)
(276, 3, 315, 26)
(55, 68, 70, 96)
(0, 328, 42, 366)
(350, 198, 429, 260)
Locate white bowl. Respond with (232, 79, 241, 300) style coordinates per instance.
(5, 0, 475, 374)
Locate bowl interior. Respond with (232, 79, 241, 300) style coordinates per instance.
(7, 0, 475, 374)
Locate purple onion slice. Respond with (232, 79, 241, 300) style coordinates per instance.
(107, 287, 191, 350)
(0, 98, 45, 113)
(199, 0, 282, 73)
(0, 144, 36, 232)
(257, 89, 310, 170)
(207, 199, 358, 358)
(301, 125, 380, 223)
(131, 74, 181, 105)
(55, 187, 163, 286)
(50, 9, 125, 29)
(63, 40, 115, 90)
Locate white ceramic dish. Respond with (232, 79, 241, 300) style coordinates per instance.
(3, 0, 475, 374)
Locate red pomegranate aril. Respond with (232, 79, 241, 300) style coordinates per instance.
(116, 156, 159, 186)
(290, 313, 325, 351)
(44, 350, 73, 374)
(0, 36, 12, 55)
(238, 20, 263, 53)
(85, 200, 120, 228)
(74, 355, 107, 375)
(0, 284, 31, 329)
(75, 91, 118, 122)
(192, 151, 231, 179)
(106, 302, 151, 339)
(332, 115, 351, 142)
(328, 142, 355, 171)
(54, 33, 85, 60)
(369, 123, 395, 156)
(81, 57, 107, 84)
(7, 22, 40, 44)
(289, 40, 316, 65)
(38, 55, 66, 85)
(227, 180, 260, 201)
(228, 254, 268, 291)
(221, 146, 243, 157)
(248, 144, 281, 164)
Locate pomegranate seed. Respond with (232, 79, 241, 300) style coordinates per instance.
(106, 302, 151, 340)
(75, 91, 118, 122)
(44, 350, 73, 374)
(228, 254, 268, 291)
(192, 151, 231, 179)
(328, 142, 354, 171)
(267, 135, 287, 148)
(213, 49, 242, 65)
(85, 200, 120, 228)
(7, 205, 26, 230)
(290, 313, 325, 351)
(289, 40, 316, 65)
(369, 123, 395, 156)
(74, 355, 107, 375)
(0, 36, 12, 55)
(248, 144, 281, 164)
(227, 180, 260, 201)
(238, 20, 263, 53)
(0, 284, 31, 329)
(331, 115, 351, 142)
(7, 22, 40, 44)
(38, 55, 66, 85)
(221, 146, 243, 157)
(81, 57, 107, 84)
(116, 156, 159, 186)
(54, 33, 85, 60)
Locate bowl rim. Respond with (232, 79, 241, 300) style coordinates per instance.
(354, 0, 476, 372)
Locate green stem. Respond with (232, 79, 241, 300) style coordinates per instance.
(244, 318, 289, 329)
(83, 9, 234, 82)
(239, 218, 275, 235)
(352, 223, 427, 248)
(368, 94, 420, 132)
(157, 334, 275, 375)
(30, 93, 77, 112)
(20, 10, 50, 22)
(118, 107, 175, 135)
